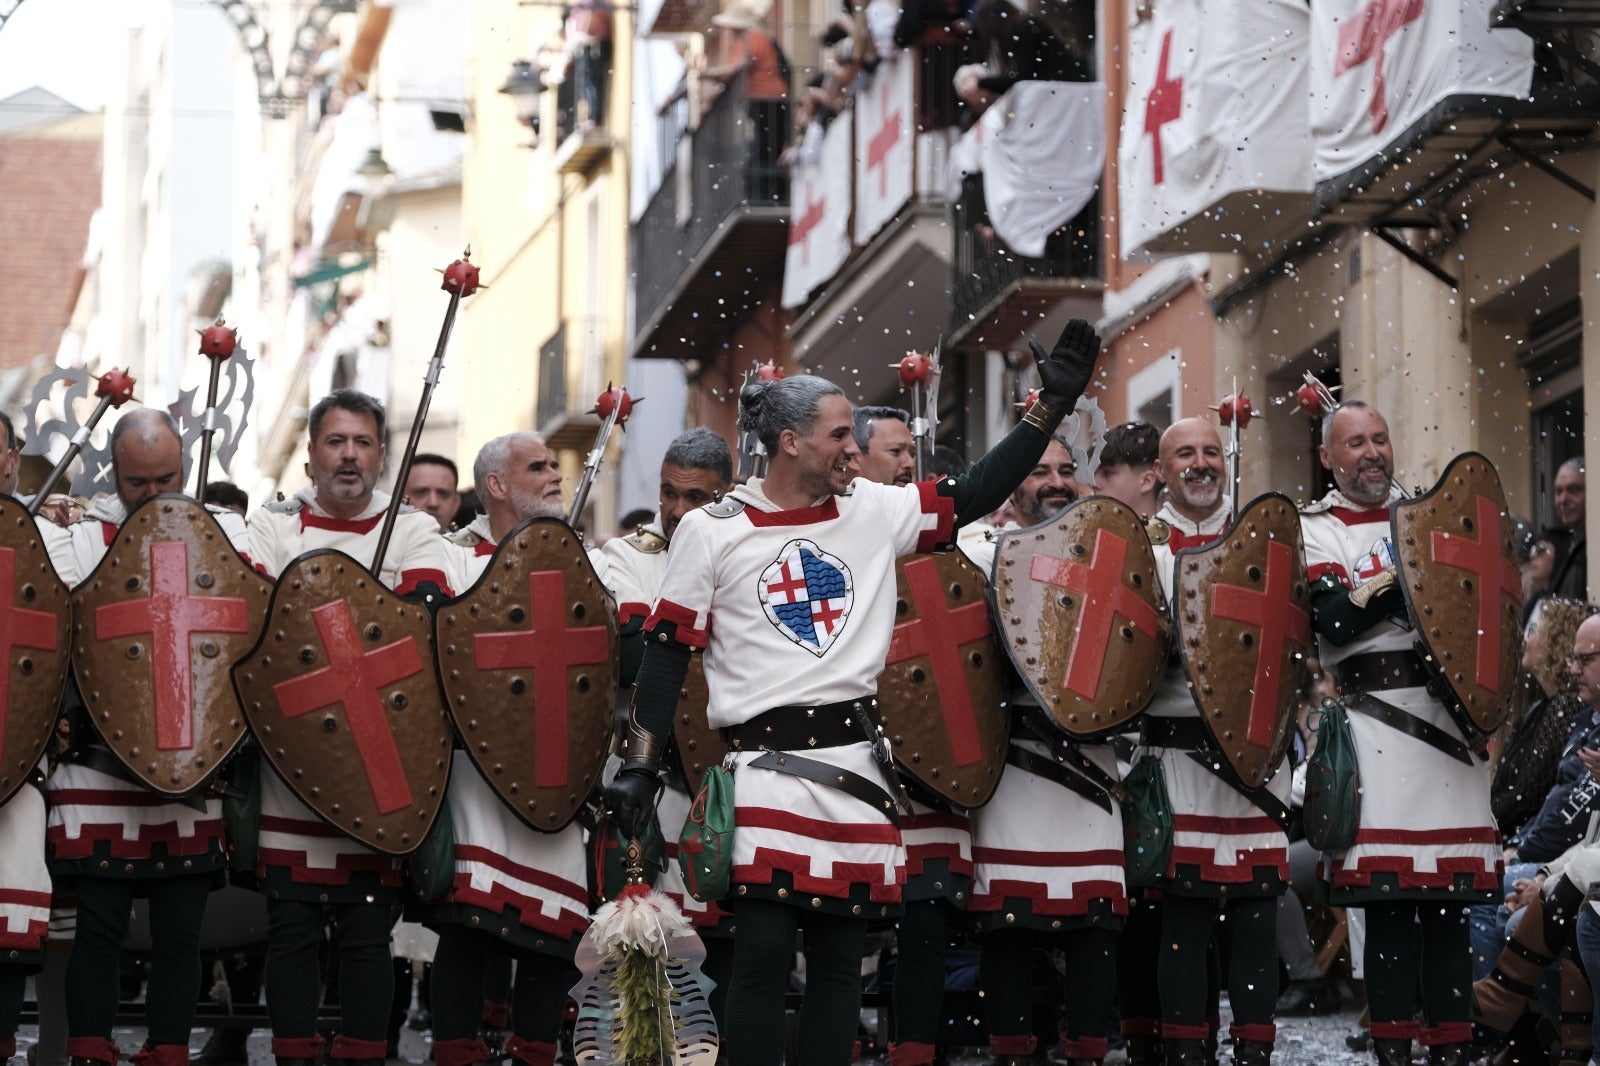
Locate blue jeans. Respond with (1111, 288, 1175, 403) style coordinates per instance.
(1576, 908, 1600, 1041)
(1469, 862, 1541, 982)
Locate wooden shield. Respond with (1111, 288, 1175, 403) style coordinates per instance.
(1173, 493, 1312, 789)
(878, 551, 1011, 807)
(992, 496, 1168, 738)
(435, 518, 618, 833)
(672, 656, 729, 785)
(0, 497, 72, 806)
(1393, 452, 1522, 734)
(233, 550, 452, 855)
(72, 496, 269, 795)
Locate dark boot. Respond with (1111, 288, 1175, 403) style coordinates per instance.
(502, 1038, 557, 1066)
(268, 1036, 324, 1066)
(191, 1029, 250, 1066)
(1231, 1039, 1271, 1066)
(1370, 1037, 1411, 1066)
(1124, 1033, 1163, 1066)
(1471, 878, 1582, 1034)
(1558, 957, 1593, 1064)
(1425, 1046, 1468, 1066)
(1058, 1035, 1108, 1065)
(1164, 1038, 1208, 1066)
(67, 1037, 122, 1066)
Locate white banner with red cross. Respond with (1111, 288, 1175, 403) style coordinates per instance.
(979, 81, 1104, 259)
(854, 53, 916, 245)
(782, 110, 854, 310)
(1118, 0, 1313, 259)
(1310, 0, 1532, 182)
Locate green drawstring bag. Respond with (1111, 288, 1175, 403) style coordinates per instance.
(591, 806, 666, 904)
(1122, 755, 1173, 889)
(221, 744, 261, 875)
(679, 762, 736, 903)
(1303, 696, 1362, 852)
(406, 802, 458, 902)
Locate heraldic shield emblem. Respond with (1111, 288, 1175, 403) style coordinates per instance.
(673, 656, 728, 785)
(1393, 452, 1522, 735)
(878, 551, 1010, 807)
(0, 497, 72, 806)
(1173, 493, 1312, 789)
(233, 550, 451, 855)
(992, 497, 1168, 739)
(72, 495, 268, 796)
(435, 518, 618, 833)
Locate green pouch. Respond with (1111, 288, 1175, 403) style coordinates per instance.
(1121, 754, 1173, 889)
(406, 801, 457, 902)
(1303, 696, 1362, 852)
(679, 763, 735, 903)
(221, 744, 262, 874)
(591, 807, 666, 904)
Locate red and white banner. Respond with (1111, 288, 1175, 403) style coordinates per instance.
(979, 81, 1104, 259)
(854, 54, 916, 245)
(1118, 0, 1312, 259)
(1310, 0, 1532, 182)
(782, 111, 854, 309)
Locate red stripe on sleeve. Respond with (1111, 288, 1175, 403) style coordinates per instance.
(644, 598, 711, 649)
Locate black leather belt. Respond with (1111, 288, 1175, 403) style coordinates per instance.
(1005, 742, 1118, 815)
(1140, 716, 1209, 751)
(1335, 649, 1432, 695)
(71, 745, 211, 812)
(1180, 750, 1293, 832)
(1138, 718, 1290, 829)
(729, 698, 878, 752)
(748, 750, 901, 827)
(1342, 693, 1477, 766)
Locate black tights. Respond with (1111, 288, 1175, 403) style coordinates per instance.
(429, 927, 575, 1046)
(68, 874, 211, 1044)
(724, 899, 866, 1066)
(1158, 894, 1277, 1028)
(264, 899, 397, 1042)
(0, 963, 25, 1042)
(1364, 902, 1471, 1026)
(891, 900, 950, 1045)
(980, 927, 1118, 1041)
(701, 935, 736, 1035)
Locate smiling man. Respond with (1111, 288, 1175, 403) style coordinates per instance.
(852, 406, 915, 487)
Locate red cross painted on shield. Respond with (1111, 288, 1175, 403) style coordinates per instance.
(1212, 540, 1311, 747)
(0, 548, 59, 767)
(473, 570, 610, 790)
(95, 541, 250, 752)
(788, 193, 825, 267)
(813, 598, 845, 636)
(274, 601, 425, 814)
(1029, 529, 1163, 701)
(886, 557, 993, 767)
(1430, 494, 1522, 692)
(1143, 29, 1183, 186)
(767, 561, 809, 605)
(1335, 0, 1425, 134)
(866, 77, 903, 199)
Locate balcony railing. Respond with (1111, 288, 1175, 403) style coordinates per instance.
(950, 174, 1101, 341)
(537, 316, 608, 449)
(631, 69, 790, 355)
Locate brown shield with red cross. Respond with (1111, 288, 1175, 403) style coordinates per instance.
(1393, 452, 1522, 734)
(878, 551, 1010, 807)
(1173, 493, 1312, 789)
(992, 496, 1168, 739)
(673, 656, 728, 786)
(72, 495, 269, 795)
(435, 518, 618, 833)
(233, 550, 452, 855)
(0, 497, 72, 806)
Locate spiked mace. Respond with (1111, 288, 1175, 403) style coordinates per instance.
(28, 368, 138, 517)
(566, 385, 637, 527)
(192, 318, 240, 499)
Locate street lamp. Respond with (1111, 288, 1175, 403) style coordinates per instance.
(498, 59, 545, 138)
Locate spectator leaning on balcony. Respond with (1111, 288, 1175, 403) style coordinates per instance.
(703, 0, 792, 184)
(563, 0, 613, 129)
(968, 0, 1088, 92)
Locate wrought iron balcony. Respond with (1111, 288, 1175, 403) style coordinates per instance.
(537, 316, 607, 451)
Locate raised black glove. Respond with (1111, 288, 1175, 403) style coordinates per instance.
(603, 767, 662, 841)
(1028, 317, 1102, 409)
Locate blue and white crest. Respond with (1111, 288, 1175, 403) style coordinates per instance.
(757, 539, 854, 657)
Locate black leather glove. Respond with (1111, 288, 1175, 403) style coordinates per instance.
(1028, 317, 1102, 409)
(603, 767, 662, 841)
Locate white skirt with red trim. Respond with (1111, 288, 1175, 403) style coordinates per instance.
(967, 739, 1126, 925)
(46, 762, 225, 866)
(0, 783, 50, 954)
(730, 741, 904, 914)
(256, 773, 403, 897)
(658, 781, 733, 930)
(1145, 742, 1290, 895)
(1320, 688, 1500, 903)
(900, 797, 972, 903)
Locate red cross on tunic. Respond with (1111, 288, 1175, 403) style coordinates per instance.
(886, 556, 993, 767)
(274, 600, 425, 814)
(1212, 539, 1311, 747)
(1335, 0, 1425, 133)
(1142, 29, 1183, 186)
(865, 78, 903, 199)
(788, 194, 825, 267)
(812, 597, 846, 636)
(1028, 529, 1163, 702)
(95, 541, 250, 752)
(473, 570, 610, 789)
(1431, 494, 1522, 692)
(0, 548, 59, 767)
(767, 560, 809, 604)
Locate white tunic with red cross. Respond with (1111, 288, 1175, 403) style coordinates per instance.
(246, 488, 453, 899)
(1300, 488, 1500, 903)
(1143, 501, 1291, 896)
(647, 477, 955, 909)
(961, 525, 1127, 928)
(44, 497, 246, 875)
(420, 521, 592, 953)
(0, 761, 50, 958)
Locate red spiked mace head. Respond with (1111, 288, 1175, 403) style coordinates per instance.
(756, 361, 785, 382)
(896, 352, 933, 387)
(1217, 394, 1253, 429)
(96, 368, 137, 407)
(1018, 388, 1042, 411)
(440, 249, 482, 297)
(1295, 382, 1325, 418)
(197, 319, 239, 361)
(593, 386, 636, 425)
